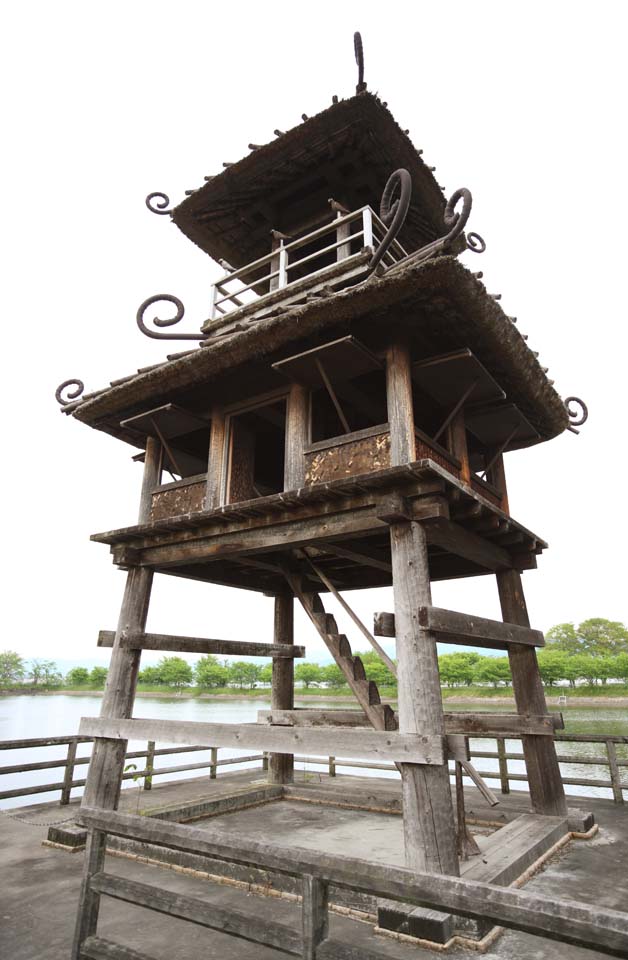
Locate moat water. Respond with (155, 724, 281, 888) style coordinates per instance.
(1, 694, 626, 808)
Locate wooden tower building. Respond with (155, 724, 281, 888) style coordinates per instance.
(57, 33, 590, 959)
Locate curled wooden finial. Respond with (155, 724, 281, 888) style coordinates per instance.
(354, 32, 366, 92)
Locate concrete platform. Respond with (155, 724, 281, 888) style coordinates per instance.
(2, 771, 626, 959)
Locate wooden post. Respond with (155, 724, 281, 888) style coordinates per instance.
(60, 737, 78, 805)
(497, 737, 510, 794)
(302, 875, 329, 960)
(386, 339, 416, 465)
(73, 438, 159, 954)
(284, 382, 309, 491)
(210, 746, 218, 780)
(71, 828, 106, 959)
(497, 569, 567, 816)
(328, 756, 336, 777)
(606, 740, 625, 804)
(138, 435, 161, 520)
(448, 409, 471, 484)
(205, 406, 226, 510)
(386, 337, 459, 876)
(269, 593, 295, 784)
(143, 741, 155, 791)
(488, 452, 510, 514)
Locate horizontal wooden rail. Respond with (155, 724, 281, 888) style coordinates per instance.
(78, 806, 628, 957)
(258, 708, 562, 736)
(78, 716, 446, 765)
(374, 606, 544, 649)
(97, 630, 304, 658)
(2, 731, 626, 807)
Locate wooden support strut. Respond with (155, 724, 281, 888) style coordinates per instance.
(497, 568, 567, 817)
(72, 436, 160, 960)
(269, 593, 295, 784)
(385, 336, 459, 877)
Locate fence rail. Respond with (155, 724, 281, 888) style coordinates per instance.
(1, 731, 626, 807)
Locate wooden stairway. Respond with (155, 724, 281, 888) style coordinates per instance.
(282, 566, 397, 732)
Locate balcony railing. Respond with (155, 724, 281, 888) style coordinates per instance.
(208, 205, 408, 322)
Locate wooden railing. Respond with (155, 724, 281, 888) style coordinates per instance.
(76, 805, 628, 958)
(0, 736, 266, 806)
(294, 732, 628, 804)
(2, 731, 626, 807)
(208, 204, 407, 320)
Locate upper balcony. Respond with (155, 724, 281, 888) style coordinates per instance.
(202, 205, 407, 335)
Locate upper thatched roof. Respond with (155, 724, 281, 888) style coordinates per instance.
(63, 256, 569, 447)
(171, 93, 458, 268)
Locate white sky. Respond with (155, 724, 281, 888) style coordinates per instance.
(1, 1, 626, 668)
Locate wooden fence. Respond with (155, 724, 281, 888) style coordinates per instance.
(1, 731, 626, 807)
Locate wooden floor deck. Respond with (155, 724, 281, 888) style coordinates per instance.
(3, 770, 626, 959)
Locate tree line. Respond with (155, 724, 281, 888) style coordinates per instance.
(1, 618, 626, 692)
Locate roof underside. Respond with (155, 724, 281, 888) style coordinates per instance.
(64, 256, 569, 446)
(172, 93, 456, 267)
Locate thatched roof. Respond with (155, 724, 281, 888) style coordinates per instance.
(171, 93, 459, 268)
(64, 256, 568, 446)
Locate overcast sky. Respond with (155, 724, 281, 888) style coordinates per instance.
(1, 1, 626, 669)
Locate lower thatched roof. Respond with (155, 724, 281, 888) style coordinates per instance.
(65, 256, 569, 445)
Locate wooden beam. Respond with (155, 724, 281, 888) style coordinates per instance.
(97, 630, 304, 659)
(119, 506, 388, 568)
(257, 710, 563, 736)
(78, 717, 445, 766)
(78, 807, 628, 958)
(497, 569, 567, 817)
(424, 517, 511, 571)
(88, 873, 302, 956)
(269, 593, 295, 784)
(374, 608, 542, 651)
(309, 542, 392, 574)
(204, 406, 226, 510)
(418, 606, 545, 649)
(284, 382, 309, 490)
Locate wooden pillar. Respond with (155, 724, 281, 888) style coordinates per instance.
(489, 452, 510, 514)
(269, 593, 295, 783)
(448, 410, 471, 485)
(497, 569, 567, 816)
(205, 406, 226, 510)
(386, 339, 416, 464)
(387, 337, 459, 876)
(284, 382, 309, 490)
(391, 520, 459, 875)
(72, 439, 159, 956)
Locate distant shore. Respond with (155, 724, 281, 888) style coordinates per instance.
(2, 688, 628, 707)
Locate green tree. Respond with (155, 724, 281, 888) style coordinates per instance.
(29, 659, 62, 686)
(438, 652, 480, 687)
(66, 667, 90, 686)
(138, 665, 163, 685)
(321, 663, 347, 688)
(474, 656, 511, 688)
(227, 661, 262, 689)
(546, 619, 628, 657)
(536, 649, 569, 687)
(614, 653, 628, 682)
(157, 656, 193, 688)
(259, 663, 273, 685)
(546, 623, 580, 654)
(195, 656, 229, 688)
(295, 663, 322, 688)
(358, 651, 397, 687)
(0, 651, 25, 686)
(90, 666, 108, 687)
(577, 619, 628, 656)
